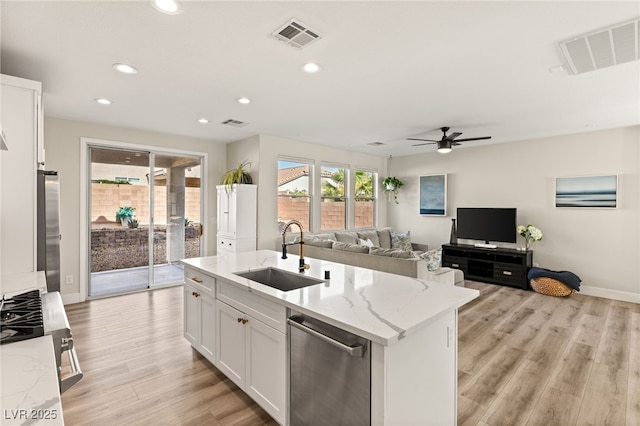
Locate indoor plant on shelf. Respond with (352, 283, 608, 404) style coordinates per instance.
(382, 176, 404, 204)
(115, 206, 135, 228)
(221, 160, 253, 193)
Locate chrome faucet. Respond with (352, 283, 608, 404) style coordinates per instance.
(281, 219, 310, 273)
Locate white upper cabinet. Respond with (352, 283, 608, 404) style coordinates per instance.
(1, 74, 43, 276)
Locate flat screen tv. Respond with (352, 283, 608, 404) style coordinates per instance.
(456, 208, 517, 245)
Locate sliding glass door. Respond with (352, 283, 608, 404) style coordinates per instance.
(88, 146, 202, 297)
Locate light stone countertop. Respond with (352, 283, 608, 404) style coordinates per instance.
(182, 250, 480, 346)
(0, 335, 64, 425)
(1, 271, 47, 298)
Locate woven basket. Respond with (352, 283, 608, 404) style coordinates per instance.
(530, 277, 575, 297)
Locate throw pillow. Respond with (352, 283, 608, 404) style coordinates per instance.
(391, 230, 412, 251)
(357, 229, 380, 247)
(358, 238, 375, 248)
(332, 241, 369, 253)
(420, 248, 442, 271)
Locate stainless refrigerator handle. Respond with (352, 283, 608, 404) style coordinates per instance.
(288, 316, 365, 357)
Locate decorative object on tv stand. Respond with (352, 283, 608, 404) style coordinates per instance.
(517, 224, 543, 251)
(419, 174, 447, 216)
(221, 160, 253, 193)
(382, 176, 404, 204)
(115, 206, 135, 227)
(449, 218, 457, 244)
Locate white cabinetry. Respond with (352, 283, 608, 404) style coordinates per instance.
(183, 267, 216, 364)
(215, 280, 286, 425)
(216, 184, 257, 254)
(1, 75, 43, 276)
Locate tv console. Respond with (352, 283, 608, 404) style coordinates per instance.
(442, 243, 533, 290)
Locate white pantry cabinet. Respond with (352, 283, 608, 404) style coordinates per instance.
(183, 267, 216, 364)
(1, 74, 43, 276)
(216, 184, 257, 254)
(215, 280, 286, 425)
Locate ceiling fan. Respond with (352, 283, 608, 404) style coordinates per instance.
(407, 127, 492, 153)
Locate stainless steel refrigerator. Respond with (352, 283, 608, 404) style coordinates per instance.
(37, 170, 61, 292)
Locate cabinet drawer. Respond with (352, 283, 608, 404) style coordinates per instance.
(443, 257, 467, 270)
(217, 280, 287, 333)
(184, 266, 216, 297)
(217, 236, 256, 254)
(492, 264, 526, 284)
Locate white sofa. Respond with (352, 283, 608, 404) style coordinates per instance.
(279, 227, 463, 284)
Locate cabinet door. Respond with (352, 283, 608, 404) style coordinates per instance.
(198, 293, 216, 363)
(1, 77, 40, 275)
(217, 187, 231, 236)
(246, 318, 286, 425)
(183, 284, 199, 347)
(216, 301, 246, 388)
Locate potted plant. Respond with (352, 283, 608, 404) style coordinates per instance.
(221, 160, 253, 193)
(382, 176, 404, 204)
(115, 206, 135, 227)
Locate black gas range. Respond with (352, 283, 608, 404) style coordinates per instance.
(1, 289, 83, 393)
(1, 290, 45, 344)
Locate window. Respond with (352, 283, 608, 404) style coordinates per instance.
(321, 164, 346, 230)
(355, 169, 376, 228)
(277, 159, 312, 233)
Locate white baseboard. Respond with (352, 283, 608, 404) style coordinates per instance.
(61, 292, 82, 305)
(579, 285, 640, 304)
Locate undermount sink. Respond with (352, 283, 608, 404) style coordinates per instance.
(233, 267, 324, 292)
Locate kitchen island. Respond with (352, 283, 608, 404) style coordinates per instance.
(182, 250, 479, 425)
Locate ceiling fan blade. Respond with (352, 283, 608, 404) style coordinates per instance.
(444, 132, 462, 141)
(411, 142, 437, 146)
(453, 136, 492, 142)
(406, 138, 440, 142)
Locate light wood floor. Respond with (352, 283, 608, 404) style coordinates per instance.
(61, 282, 640, 425)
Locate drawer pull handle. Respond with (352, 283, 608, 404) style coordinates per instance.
(237, 317, 248, 324)
(452, 263, 459, 268)
(191, 277, 203, 283)
(503, 271, 512, 276)
(192, 292, 200, 298)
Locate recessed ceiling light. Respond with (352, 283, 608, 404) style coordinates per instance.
(198, 118, 209, 124)
(113, 63, 138, 74)
(237, 97, 251, 104)
(301, 62, 321, 73)
(95, 98, 112, 105)
(150, 0, 183, 15)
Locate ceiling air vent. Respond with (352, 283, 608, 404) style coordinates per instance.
(221, 119, 248, 128)
(558, 18, 640, 75)
(366, 142, 386, 146)
(271, 19, 322, 49)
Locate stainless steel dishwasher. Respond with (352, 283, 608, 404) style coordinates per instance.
(288, 311, 371, 425)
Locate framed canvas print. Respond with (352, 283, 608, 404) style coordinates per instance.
(420, 174, 447, 216)
(555, 174, 617, 208)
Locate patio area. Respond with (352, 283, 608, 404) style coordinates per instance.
(90, 263, 184, 297)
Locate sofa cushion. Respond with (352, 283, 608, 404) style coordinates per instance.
(357, 229, 380, 247)
(332, 241, 369, 253)
(305, 237, 335, 248)
(369, 247, 414, 258)
(391, 230, 412, 251)
(420, 248, 442, 271)
(313, 232, 337, 241)
(376, 227, 393, 249)
(334, 231, 359, 244)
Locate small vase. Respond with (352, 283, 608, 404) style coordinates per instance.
(525, 239, 531, 251)
(450, 219, 457, 244)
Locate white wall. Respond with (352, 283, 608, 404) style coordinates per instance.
(388, 126, 640, 302)
(44, 117, 227, 300)
(227, 134, 388, 251)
